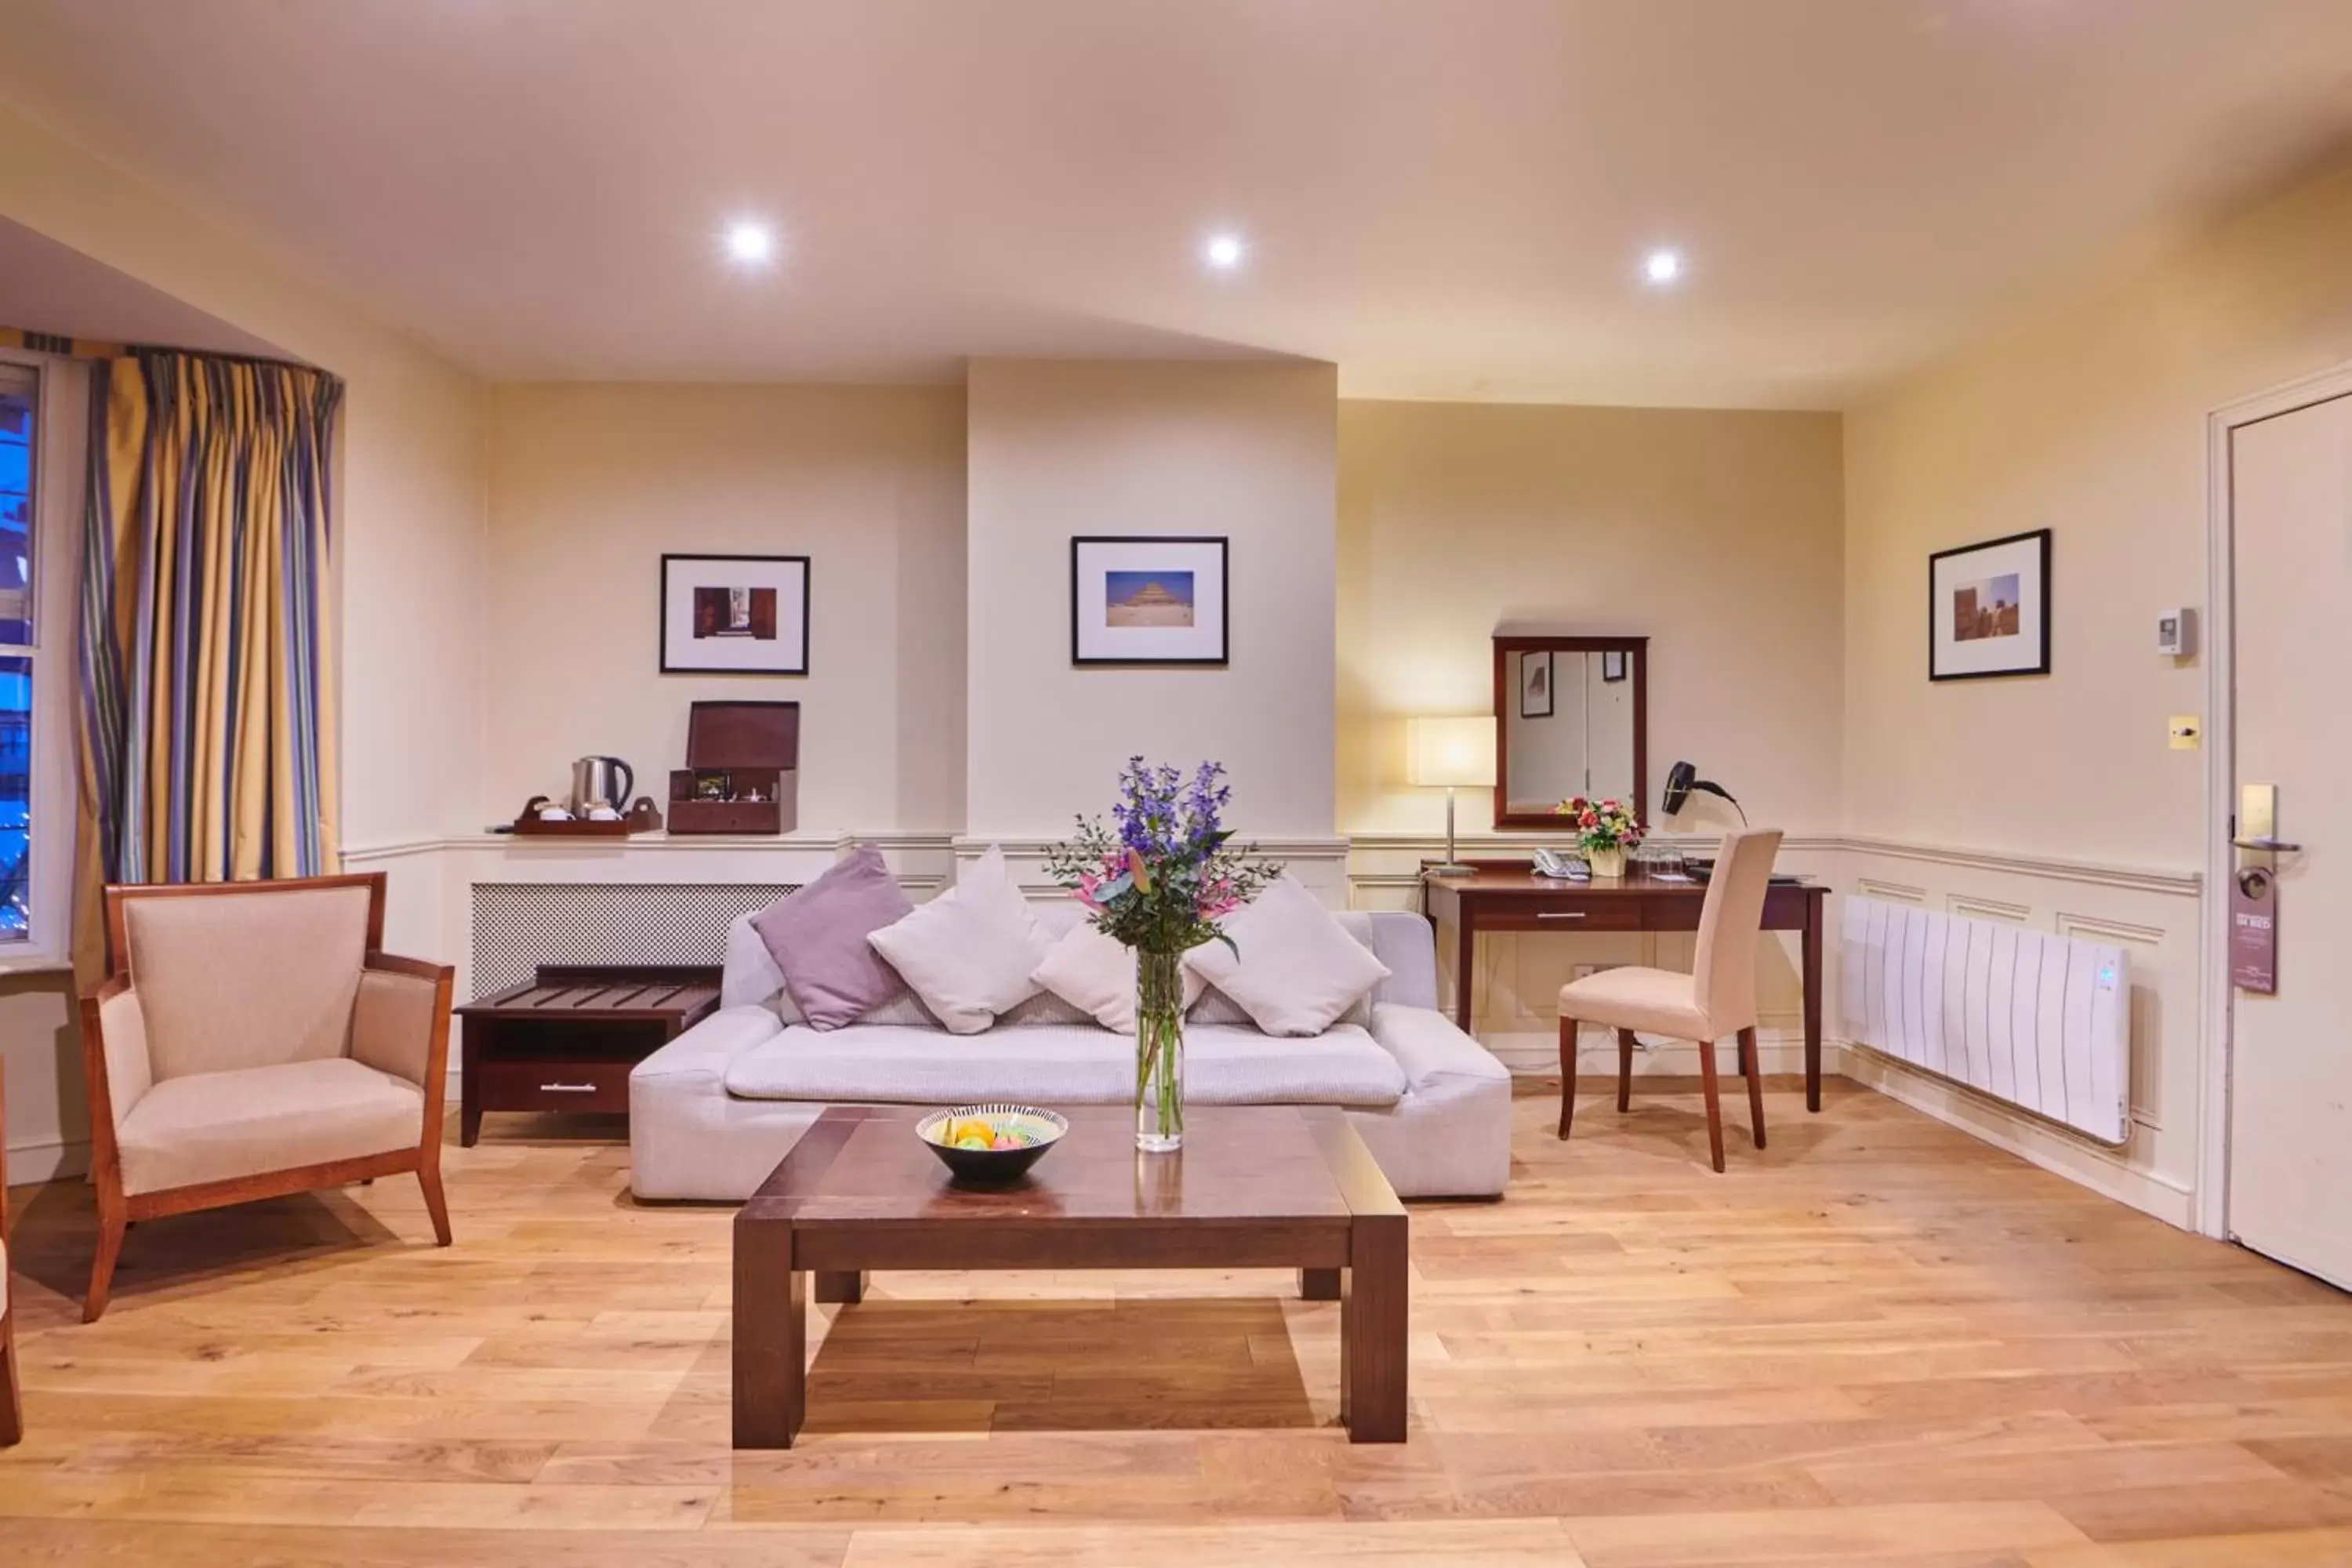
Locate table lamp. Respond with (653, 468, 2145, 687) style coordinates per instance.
(1409, 716, 1496, 876)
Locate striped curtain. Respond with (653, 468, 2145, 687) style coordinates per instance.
(79, 350, 344, 884)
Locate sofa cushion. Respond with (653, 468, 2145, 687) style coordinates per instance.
(1030, 920, 1204, 1033)
(721, 1021, 1406, 1109)
(866, 844, 1049, 1033)
(1185, 876, 1391, 1037)
(114, 1058, 424, 1196)
(750, 844, 914, 1030)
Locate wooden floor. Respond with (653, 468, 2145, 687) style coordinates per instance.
(2, 1080, 2350, 1566)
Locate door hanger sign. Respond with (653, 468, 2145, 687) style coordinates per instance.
(2231, 866, 2278, 994)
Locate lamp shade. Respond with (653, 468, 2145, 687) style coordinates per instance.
(1407, 716, 1496, 788)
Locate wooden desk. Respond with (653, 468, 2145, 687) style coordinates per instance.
(1422, 865, 1830, 1112)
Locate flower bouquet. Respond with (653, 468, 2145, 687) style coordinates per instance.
(1044, 759, 1279, 1151)
(1552, 794, 1643, 879)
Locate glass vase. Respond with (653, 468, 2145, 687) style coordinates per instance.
(1134, 946, 1186, 1153)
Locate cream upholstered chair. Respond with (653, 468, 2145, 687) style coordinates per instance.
(79, 873, 454, 1321)
(1555, 828, 1784, 1172)
(2, 1061, 20, 1445)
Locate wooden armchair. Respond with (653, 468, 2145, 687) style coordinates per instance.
(79, 872, 454, 1321)
(2, 1061, 20, 1444)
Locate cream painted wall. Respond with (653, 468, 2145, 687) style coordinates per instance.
(0, 103, 489, 1174)
(964, 360, 1339, 840)
(1337, 400, 1845, 838)
(484, 383, 967, 829)
(1842, 158, 2352, 1218)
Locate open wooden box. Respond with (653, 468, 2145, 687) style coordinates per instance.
(667, 700, 800, 835)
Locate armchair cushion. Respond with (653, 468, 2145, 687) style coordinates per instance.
(351, 967, 441, 1088)
(96, 986, 154, 1122)
(114, 1058, 423, 1196)
(122, 883, 372, 1080)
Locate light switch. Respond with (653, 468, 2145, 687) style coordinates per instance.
(2169, 715, 2202, 750)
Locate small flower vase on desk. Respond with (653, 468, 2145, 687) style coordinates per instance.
(1587, 844, 1628, 880)
(1134, 948, 1186, 1152)
(1552, 793, 1642, 884)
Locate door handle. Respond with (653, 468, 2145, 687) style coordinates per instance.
(2232, 837, 2303, 853)
(1537, 911, 1588, 920)
(539, 1081, 599, 1093)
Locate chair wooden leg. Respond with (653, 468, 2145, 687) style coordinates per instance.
(85, 1200, 128, 1323)
(1739, 1025, 1766, 1149)
(0, 1312, 21, 1447)
(1617, 1029, 1637, 1112)
(416, 1160, 453, 1248)
(1556, 1015, 1577, 1140)
(1696, 1037, 1727, 1174)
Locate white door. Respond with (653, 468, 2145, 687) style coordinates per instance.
(2229, 390, 2352, 1289)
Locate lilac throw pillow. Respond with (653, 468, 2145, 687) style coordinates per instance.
(750, 843, 915, 1030)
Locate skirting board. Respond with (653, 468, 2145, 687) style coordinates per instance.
(1843, 1044, 2191, 1228)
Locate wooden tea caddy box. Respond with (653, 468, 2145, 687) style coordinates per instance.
(668, 700, 800, 834)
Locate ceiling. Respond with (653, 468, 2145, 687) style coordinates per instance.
(2, 0, 2350, 408)
(0, 217, 288, 360)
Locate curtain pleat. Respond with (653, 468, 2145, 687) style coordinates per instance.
(78, 350, 344, 891)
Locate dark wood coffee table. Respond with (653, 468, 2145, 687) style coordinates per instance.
(732, 1105, 1408, 1447)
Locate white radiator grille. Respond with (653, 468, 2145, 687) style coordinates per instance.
(1840, 895, 2130, 1145)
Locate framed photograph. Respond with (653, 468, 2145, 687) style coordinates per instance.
(1929, 528, 2051, 681)
(1518, 650, 1553, 717)
(661, 554, 810, 674)
(1070, 535, 1229, 666)
(1600, 649, 1628, 684)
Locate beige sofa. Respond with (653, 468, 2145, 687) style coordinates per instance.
(630, 905, 1512, 1201)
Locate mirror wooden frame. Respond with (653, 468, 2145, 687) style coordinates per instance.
(1490, 634, 1649, 830)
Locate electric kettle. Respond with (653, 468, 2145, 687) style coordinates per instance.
(569, 755, 634, 815)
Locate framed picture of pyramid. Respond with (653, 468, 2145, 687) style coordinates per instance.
(1071, 535, 1229, 666)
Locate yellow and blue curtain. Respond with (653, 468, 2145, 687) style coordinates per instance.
(79, 350, 343, 884)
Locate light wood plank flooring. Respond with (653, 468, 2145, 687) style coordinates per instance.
(2, 1080, 2350, 1566)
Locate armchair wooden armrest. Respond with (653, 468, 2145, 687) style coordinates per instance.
(2, 1061, 19, 1443)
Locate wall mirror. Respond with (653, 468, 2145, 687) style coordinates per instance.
(1491, 634, 1647, 829)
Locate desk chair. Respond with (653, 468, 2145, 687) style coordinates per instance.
(1555, 827, 1784, 1171)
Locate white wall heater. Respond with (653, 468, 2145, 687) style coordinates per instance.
(1840, 895, 2131, 1145)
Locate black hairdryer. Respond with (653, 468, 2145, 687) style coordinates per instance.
(1662, 760, 1746, 824)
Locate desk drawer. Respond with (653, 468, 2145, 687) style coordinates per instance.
(1483, 897, 1644, 933)
(475, 1058, 634, 1114)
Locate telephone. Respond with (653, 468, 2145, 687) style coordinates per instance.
(1533, 848, 1588, 880)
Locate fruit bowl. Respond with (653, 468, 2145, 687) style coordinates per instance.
(914, 1104, 1069, 1185)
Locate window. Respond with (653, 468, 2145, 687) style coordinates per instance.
(0, 355, 80, 964)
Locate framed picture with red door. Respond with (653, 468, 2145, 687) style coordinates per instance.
(661, 554, 810, 674)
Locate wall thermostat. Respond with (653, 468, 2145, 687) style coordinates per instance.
(2156, 607, 2195, 658)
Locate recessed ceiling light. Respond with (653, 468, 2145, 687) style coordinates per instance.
(724, 220, 777, 267)
(1643, 248, 1684, 285)
(1203, 232, 1246, 270)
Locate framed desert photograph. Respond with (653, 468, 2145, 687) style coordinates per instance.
(1070, 535, 1229, 666)
(1518, 649, 1553, 718)
(661, 554, 810, 674)
(1928, 528, 2049, 681)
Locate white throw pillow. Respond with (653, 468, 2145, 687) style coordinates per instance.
(1031, 920, 1206, 1034)
(866, 844, 1049, 1034)
(1184, 873, 1392, 1037)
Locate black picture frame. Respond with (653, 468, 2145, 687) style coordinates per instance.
(1069, 535, 1230, 666)
(659, 553, 811, 675)
(1927, 528, 2052, 681)
(1601, 649, 1628, 683)
(1518, 650, 1553, 718)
